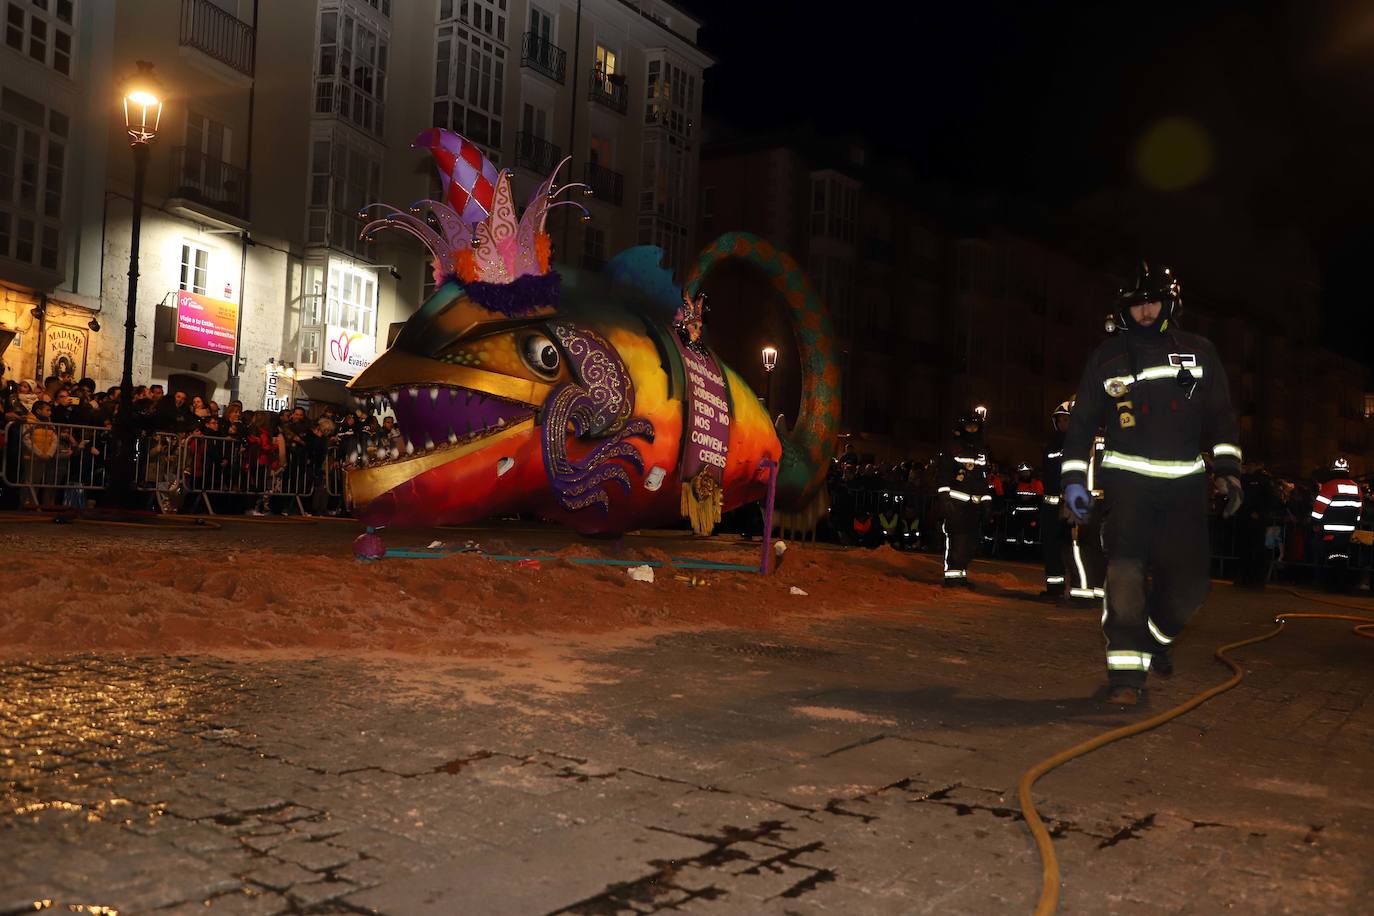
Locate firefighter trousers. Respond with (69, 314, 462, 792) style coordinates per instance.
(942, 499, 981, 580)
(1067, 511, 1106, 600)
(1040, 505, 1068, 595)
(1100, 471, 1211, 688)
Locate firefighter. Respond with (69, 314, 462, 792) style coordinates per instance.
(1062, 261, 1243, 706)
(1007, 462, 1044, 557)
(1311, 457, 1362, 592)
(1040, 401, 1072, 598)
(937, 406, 994, 587)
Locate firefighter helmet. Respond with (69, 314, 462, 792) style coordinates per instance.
(1114, 260, 1182, 335)
(1332, 457, 1351, 473)
(956, 405, 987, 435)
(1052, 399, 1072, 420)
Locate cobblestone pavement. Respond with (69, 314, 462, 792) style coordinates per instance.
(3, 525, 1373, 914)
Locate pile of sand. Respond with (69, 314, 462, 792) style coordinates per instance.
(0, 535, 1002, 657)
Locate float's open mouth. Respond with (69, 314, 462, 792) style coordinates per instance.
(349, 384, 535, 467)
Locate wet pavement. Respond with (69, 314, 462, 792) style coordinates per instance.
(3, 520, 1374, 914)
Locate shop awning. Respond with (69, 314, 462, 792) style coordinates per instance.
(295, 374, 358, 407)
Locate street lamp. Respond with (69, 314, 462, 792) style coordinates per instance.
(761, 345, 778, 417)
(108, 60, 164, 508)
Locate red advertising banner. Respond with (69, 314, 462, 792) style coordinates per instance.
(175, 290, 238, 356)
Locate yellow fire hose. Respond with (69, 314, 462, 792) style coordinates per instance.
(1018, 590, 1374, 915)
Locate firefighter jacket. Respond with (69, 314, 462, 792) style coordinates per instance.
(1311, 475, 1362, 533)
(936, 432, 994, 505)
(1061, 330, 1240, 489)
(1043, 431, 1066, 508)
(1012, 477, 1044, 514)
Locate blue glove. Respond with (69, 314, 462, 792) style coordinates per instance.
(1064, 483, 1093, 523)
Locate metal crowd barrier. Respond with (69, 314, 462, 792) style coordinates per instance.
(1, 419, 112, 509)
(1, 421, 323, 515)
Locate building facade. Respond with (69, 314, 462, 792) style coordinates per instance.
(696, 134, 1372, 477)
(0, 0, 707, 413)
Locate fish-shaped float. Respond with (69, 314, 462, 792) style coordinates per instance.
(345, 129, 840, 537)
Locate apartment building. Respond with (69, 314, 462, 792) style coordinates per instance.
(0, 0, 708, 412)
(697, 132, 1371, 475)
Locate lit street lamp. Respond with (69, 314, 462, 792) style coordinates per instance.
(107, 61, 163, 508)
(761, 345, 778, 417)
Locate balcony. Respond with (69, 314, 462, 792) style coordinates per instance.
(583, 162, 624, 206)
(515, 132, 562, 175)
(170, 147, 249, 220)
(521, 32, 566, 83)
(179, 0, 255, 78)
(588, 69, 628, 114)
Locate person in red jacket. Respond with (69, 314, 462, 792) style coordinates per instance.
(1006, 462, 1044, 557)
(1311, 457, 1362, 592)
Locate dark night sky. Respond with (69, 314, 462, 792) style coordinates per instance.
(677, 0, 1374, 367)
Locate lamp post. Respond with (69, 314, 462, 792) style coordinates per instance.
(761, 345, 778, 418)
(107, 61, 163, 508)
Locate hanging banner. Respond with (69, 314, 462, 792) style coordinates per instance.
(43, 323, 88, 380)
(671, 333, 732, 535)
(323, 323, 376, 378)
(175, 290, 238, 356)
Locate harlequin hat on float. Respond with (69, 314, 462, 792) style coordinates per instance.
(357, 128, 591, 320)
(1112, 259, 1182, 335)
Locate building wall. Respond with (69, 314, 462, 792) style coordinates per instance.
(2, 0, 709, 414)
(696, 140, 1373, 477)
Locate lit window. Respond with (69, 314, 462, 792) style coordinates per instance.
(180, 243, 209, 295)
(326, 260, 377, 336)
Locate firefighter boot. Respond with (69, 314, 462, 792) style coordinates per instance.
(1106, 685, 1142, 706)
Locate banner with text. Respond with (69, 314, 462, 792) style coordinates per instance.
(323, 324, 376, 378)
(672, 338, 732, 485)
(175, 291, 238, 356)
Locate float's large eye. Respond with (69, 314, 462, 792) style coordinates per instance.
(519, 332, 561, 379)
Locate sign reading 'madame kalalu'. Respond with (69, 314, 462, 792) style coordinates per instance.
(175, 291, 238, 356)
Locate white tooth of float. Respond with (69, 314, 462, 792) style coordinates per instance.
(448, 388, 459, 402)
(408, 387, 419, 398)
(447, 426, 458, 444)
(429, 388, 439, 404)
(404, 439, 415, 456)
(390, 445, 400, 460)
(494, 417, 504, 427)
(424, 434, 435, 451)
(497, 457, 514, 477)
(644, 466, 667, 491)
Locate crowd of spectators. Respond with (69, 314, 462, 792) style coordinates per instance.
(1, 373, 394, 516)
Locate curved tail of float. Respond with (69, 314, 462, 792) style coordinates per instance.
(683, 232, 841, 518)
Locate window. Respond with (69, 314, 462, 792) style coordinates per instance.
(326, 261, 377, 335)
(300, 328, 321, 367)
(0, 87, 65, 272)
(435, 13, 506, 160)
(810, 175, 857, 243)
(440, 0, 506, 41)
(6, 0, 74, 76)
(583, 226, 605, 266)
(594, 43, 616, 79)
(314, 3, 389, 137)
(179, 243, 209, 294)
(306, 131, 381, 257)
(700, 185, 714, 235)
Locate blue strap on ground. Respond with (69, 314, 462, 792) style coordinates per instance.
(380, 550, 758, 572)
